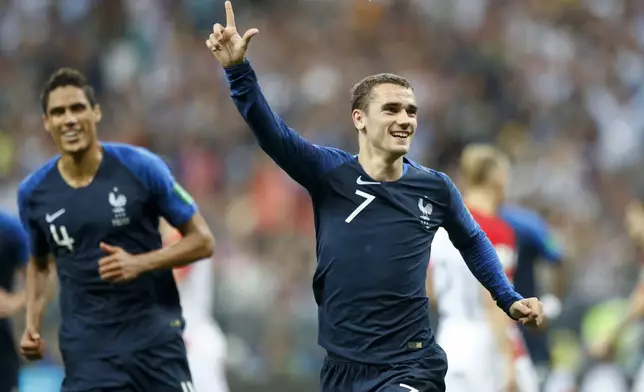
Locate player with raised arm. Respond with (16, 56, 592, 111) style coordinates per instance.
(428, 145, 539, 392)
(206, 3, 544, 391)
(0, 211, 30, 392)
(18, 68, 215, 392)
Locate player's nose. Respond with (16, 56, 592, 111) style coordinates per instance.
(395, 116, 412, 130)
(62, 111, 79, 125)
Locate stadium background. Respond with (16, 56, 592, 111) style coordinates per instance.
(0, 0, 643, 390)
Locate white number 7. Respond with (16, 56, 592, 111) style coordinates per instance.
(399, 384, 419, 392)
(345, 190, 375, 223)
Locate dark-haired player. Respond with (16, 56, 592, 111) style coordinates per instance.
(205, 2, 544, 391)
(18, 67, 215, 391)
(0, 211, 29, 392)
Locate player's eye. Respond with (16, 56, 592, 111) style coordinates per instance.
(381, 104, 400, 114)
(49, 108, 65, 116)
(71, 103, 87, 112)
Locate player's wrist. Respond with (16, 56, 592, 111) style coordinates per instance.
(25, 318, 41, 332)
(223, 58, 248, 68)
(223, 59, 251, 78)
(502, 292, 524, 319)
(132, 253, 155, 274)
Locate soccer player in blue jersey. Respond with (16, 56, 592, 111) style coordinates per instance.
(500, 204, 566, 379)
(0, 211, 29, 392)
(17, 67, 215, 391)
(206, 3, 545, 391)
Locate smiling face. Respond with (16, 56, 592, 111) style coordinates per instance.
(350, 74, 417, 160)
(43, 85, 101, 156)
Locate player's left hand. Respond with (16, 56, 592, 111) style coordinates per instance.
(98, 242, 144, 283)
(509, 297, 544, 328)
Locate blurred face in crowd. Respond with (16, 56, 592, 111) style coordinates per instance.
(43, 86, 101, 156)
(353, 83, 418, 159)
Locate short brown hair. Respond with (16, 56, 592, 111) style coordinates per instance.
(41, 68, 97, 114)
(460, 144, 509, 187)
(350, 73, 412, 111)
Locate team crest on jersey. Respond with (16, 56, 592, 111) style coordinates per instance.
(418, 196, 433, 230)
(109, 187, 130, 227)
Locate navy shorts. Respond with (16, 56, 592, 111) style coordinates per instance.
(61, 338, 193, 392)
(320, 351, 448, 392)
(0, 354, 19, 392)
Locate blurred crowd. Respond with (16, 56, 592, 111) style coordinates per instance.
(1, 0, 644, 390)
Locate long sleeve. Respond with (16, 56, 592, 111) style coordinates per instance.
(438, 172, 523, 315)
(224, 60, 352, 191)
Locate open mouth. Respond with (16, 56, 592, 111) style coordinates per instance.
(61, 129, 82, 142)
(390, 131, 411, 140)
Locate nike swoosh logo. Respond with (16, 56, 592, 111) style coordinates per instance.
(45, 208, 66, 223)
(356, 176, 380, 185)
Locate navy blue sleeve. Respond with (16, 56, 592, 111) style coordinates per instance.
(1, 213, 29, 267)
(438, 172, 523, 314)
(224, 60, 353, 191)
(116, 146, 198, 228)
(17, 183, 49, 258)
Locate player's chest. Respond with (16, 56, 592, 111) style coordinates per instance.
(322, 177, 448, 236)
(33, 180, 147, 247)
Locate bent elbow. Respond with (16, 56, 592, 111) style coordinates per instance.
(197, 231, 216, 259)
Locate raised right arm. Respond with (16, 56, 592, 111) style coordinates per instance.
(224, 60, 352, 190)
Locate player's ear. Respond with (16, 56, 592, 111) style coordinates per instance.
(93, 104, 102, 123)
(352, 109, 366, 132)
(42, 115, 52, 134)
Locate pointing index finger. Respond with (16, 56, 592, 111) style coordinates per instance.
(225, 1, 236, 28)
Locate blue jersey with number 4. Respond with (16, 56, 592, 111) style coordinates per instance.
(225, 60, 522, 365)
(17, 143, 197, 361)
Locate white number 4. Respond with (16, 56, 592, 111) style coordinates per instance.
(400, 384, 419, 392)
(180, 381, 196, 392)
(345, 190, 376, 223)
(50, 224, 74, 251)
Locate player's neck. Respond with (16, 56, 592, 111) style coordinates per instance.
(357, 151, 404, 182)
(58, 142, 103, 188)
(464, 188, 498, 216)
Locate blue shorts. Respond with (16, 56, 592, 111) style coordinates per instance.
(61, 338, 193, 392)
(320, 351, 448, 392)
(0, 354, 19, 392)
